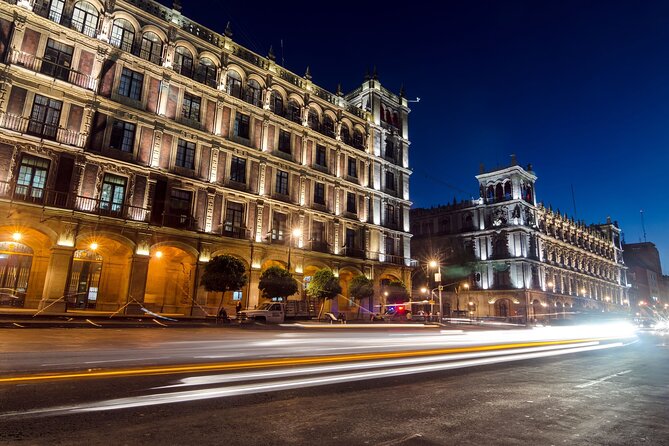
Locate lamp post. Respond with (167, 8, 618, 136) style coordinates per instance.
(287, 227, 302, 272)
(428, 260, 442, 322)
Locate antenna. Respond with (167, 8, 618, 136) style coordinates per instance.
(640, 209, 647, 242)
(280, 39, 284, 67)
(571, 184, 578, 220)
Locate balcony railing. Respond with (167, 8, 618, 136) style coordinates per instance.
(210, 225, 250, 240)
(0, 181, 151, 223)
(0, 112, 86, 148)
(310, 240, 329, 253)
(341, 247, 366, 259)
(382, 254, 407, 266)
(161, 212, 197, 231)
(7, 49, 97, 91)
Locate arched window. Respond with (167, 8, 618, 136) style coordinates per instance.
(340, 124, 350, 145)
(270, 91, 284, 115)
(307, 109, 320, 130)
(196, 57, 217, 87)
(174, 46, 194, 78)
(110, 18, 135, 52)
(245, 79, 262, 107)
(503, 182, 512, 200)
(353, 129, 364, 149)
(487, 185, 494, 202)
(71, 1, 99, 37)
(140, 32, 162, 65)
(68, 249, 103, 309)
(322, 115, 335, 138)
(287, 100, 301, 123)
(226, 70, 242, 98)
(495, 184, 503, 201)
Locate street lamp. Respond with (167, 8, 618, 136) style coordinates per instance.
(428, 259, 442, 322)
(287, 227, 302, 272)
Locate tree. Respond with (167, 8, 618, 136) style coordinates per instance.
(200, 255, 247, 315)
(258, 266, 298, 301)
(306, 268, 342, 318)
(349, 275, 374, 318)
(384, 280, 409, 305)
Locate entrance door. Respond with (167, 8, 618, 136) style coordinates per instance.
(67, 250, 102, 309)
(0, 242, 33, 307)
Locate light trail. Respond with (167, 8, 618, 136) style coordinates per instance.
(0, 340, 627, 418)
(0, 338, 611, 384)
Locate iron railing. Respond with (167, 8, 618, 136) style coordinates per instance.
(7, 49, 97, 91)
(0, 111, 85, 148)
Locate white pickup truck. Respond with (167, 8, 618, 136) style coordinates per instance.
(238, 302, 286, 323)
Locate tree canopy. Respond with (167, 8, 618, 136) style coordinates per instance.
(349, 275, 374, 302)
(384, 280, 409, 304)
(200, 255, 247, 292)
(258, 266, 298, 301)
(306, 269, 342, 301)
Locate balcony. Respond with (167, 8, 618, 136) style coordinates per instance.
(383, 254, 407, 266)
(341, 247, 365, 259)
(310, 240, 329, 253)
(0, 181, 151, 223)
(0, 112, 86, 148)
(7, 49, 97, 91)
(161, 212, 198, 231)
(216, 225, 250, 240)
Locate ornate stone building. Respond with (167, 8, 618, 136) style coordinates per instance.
(0, 0, 412, 315)
(411, 160, 628, 323)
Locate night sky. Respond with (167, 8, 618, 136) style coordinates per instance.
(170, 0, 669, 271)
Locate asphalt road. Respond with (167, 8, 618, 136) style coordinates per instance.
(0, 328, 667, 445)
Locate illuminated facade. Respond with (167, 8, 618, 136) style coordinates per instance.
(623, 242, 668, 313)
(0, 0, 412, 315)
(411, 160, 628, 322)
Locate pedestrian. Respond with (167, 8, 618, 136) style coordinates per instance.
(236, 301, 242, 315)
(218, 306, 228, 323)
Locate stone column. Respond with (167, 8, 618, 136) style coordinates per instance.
(39, 246, 76, 312)
(214, 100, 225, 136)
(261, 118, 270, 152)
(125, 254, 150, 314)
(191, 261, 210, 317)
(157, 77, 171, 117)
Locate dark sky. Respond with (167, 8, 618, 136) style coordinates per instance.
(172, 0, 669, 271)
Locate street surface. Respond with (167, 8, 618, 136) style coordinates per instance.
(0, 325, 667, 445)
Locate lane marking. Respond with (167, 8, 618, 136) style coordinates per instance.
(0, 338, 619, 384)
(576, 369, 632, 388)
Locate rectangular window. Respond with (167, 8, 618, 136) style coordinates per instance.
(346, 192, 357, 213)
(230, 156, 246, 183)
(347, 157, 357, 178)
(385, 236, 396, 256)
(169, 189, 192, 214)
(110, 120, 136, 152)
(312, 221, 325, 242)
(100, 173, 126, 213)
(385, 171, 396, 190)
(224, 201, 244, 234)
(118, 68, 143, 101)
(315, 145, 327, 167)
(385, 139, 395, 159)
(182, 93, 201, 122)
(232, 290, 243, 301)
(14, 155, 49, 200)
(275, 170, 289, 195)
(175, 139, 196, 170)
(28, 95, 62, 139)
(41, 39, 73, 81)
(314, 182, 325, 205)
(386, 204, 396, 224)
(272, 212, 287, 242)
(234, 113, 250, 139)
(278, 130, 291, 154)
(346, 228, 356, 248)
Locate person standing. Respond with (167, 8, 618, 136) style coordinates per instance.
(235, 301, 242, 316)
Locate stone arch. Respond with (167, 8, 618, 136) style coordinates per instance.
(287, 92, 304, 107)
(144, 244, 197, 314)
(139, 24, 168, 42)
(226, 64, 247, 83)
(150, 239, 199, 260)
(111, 10, 140, 34)
(173, 40, 198, 59)
(337, 265, 364, 317)
(68, 234, 133, 311)
(198, 50, 220, 67)
(307, 101, 324, 117)
(247, 73, 266, 88)
(323, 109, 337, 122)
(260, 258, 287, 271)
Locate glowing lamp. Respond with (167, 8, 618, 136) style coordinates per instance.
(11, 232, 22, 242)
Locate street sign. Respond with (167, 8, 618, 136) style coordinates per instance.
(428, 300, 435, 305)
(434, 272, 442, 282)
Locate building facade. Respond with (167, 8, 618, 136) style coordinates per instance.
(623, 242, 668, 315)
(411, 161, 628, 323)
(0, 0, 413, 315)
